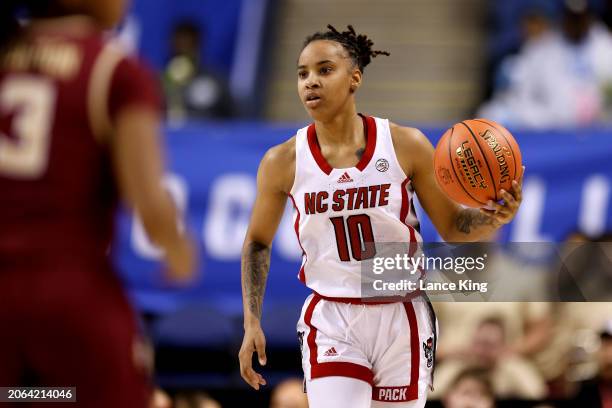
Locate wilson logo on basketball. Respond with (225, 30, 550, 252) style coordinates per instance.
(337, 172, 353, 183)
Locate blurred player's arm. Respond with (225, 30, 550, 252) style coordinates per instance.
(112, 106, 195, 282)
(239, 139, 295, 390)
(390, 124, 522, 242)
(104, 55, 195, 282)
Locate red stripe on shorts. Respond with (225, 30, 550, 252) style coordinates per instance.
(312, 362, 373, 385)
(371, 301, 420, 402)
(304, 294, 374, 385)
(304, 295, 322, 369)
(313, 290, 423, 305)
(406, 301, 421, 400)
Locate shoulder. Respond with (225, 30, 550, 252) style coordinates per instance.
(258, 136, 296, 193)
(388, 122, 434, 177)
(106, 42, 157, 88)
(106, 42, 161, 119)
(388, 122, 431, 150)
(262, 135, 296, 166)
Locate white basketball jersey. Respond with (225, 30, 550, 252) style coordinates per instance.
(289, 115, 423, 298)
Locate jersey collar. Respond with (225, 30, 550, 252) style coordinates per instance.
(307, 114, 377, 175)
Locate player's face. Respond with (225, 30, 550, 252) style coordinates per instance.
(443, 378, 494, 408)
(297, 40, 361, 122)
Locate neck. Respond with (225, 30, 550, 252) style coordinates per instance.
(314, 104, 363, 146)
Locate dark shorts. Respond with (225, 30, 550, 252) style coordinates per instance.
(0, 260, 151, 407)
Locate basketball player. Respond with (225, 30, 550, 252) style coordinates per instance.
(0, 1, 195, 407)
(239, 25, 523, 407)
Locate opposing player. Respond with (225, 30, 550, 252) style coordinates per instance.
(0, 1, 195, 407)
(239, 25, 523, 407)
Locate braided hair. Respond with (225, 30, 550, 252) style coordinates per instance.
(303, 24, 390, 72)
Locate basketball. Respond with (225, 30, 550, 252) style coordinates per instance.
(433, 118, 522, 208)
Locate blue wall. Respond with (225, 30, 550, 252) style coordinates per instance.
(113, 122, 612, 314)
(126, 0, 242, 73)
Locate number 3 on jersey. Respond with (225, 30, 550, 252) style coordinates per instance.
(0, 76, 56, 179)
(330, 214, 376, 261)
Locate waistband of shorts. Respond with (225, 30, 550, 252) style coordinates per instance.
(312, 289, 424, 305)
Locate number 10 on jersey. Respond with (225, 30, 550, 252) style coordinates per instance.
(329, 215, 376, 261)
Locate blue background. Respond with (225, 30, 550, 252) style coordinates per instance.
(112, 123, 612, 314)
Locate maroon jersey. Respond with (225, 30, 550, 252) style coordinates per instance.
(0, 17, 160, 266)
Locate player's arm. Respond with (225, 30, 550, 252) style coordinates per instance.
(112, 106, 195, 281)
(107, 57, 195, 282)
(239, 140, 295, 390)
(390, 124, 523, 242)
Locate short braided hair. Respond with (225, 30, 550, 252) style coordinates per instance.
(303, 24, 390, 72)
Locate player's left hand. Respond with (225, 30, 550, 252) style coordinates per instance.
(479, 166, 524, 225)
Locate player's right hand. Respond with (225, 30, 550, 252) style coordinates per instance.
(164, 233, 197, 284)
(239, 324, 268, 390)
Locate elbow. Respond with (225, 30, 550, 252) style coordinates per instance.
(439, 228, 465, 243)
(137, 200, 179, 245)
(242, 239, 271, 256)
(242, 232, 272, 253)
(439, 230, 454, 243)
(439, 211, 463, 242)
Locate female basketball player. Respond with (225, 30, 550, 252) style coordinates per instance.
(0, 1, 195, 407)
(239, 25, 523, 408)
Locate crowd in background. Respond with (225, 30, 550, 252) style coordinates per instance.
(149, 0, 612, 129)
(121, 0, 612, 406)
(142, 229, 612, 407)
(479, 0, 612, 128)
(162, 21, 234, 121)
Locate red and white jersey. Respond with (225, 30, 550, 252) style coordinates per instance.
(289, 115, 422, 298)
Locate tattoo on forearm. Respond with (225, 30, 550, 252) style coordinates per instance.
(242, 241, 271, 320)
(455, 209, 498, 234)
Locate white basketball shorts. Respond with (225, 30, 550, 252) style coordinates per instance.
(297, 292, 437, 404)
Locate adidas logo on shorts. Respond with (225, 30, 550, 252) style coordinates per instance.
(337, 172, 353, 183)
(323, 347, 338, 357)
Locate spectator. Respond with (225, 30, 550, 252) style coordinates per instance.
(150, 389, 173, 408)
(434, 302, 552, 363)
(432, 317, 547, 400)
(484, 0, 557, 102)
(163, 20, 233, 121)
(174, 391, 222, 408)
(479, 0, 612, 128)
(442, 368, 495, 408)
(270, 378, 308, 408)
(568, 320, 612, 407)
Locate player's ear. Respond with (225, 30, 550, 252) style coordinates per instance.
(350, 68, 362, 93)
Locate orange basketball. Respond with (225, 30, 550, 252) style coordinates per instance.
(433, 118, 522, 208)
